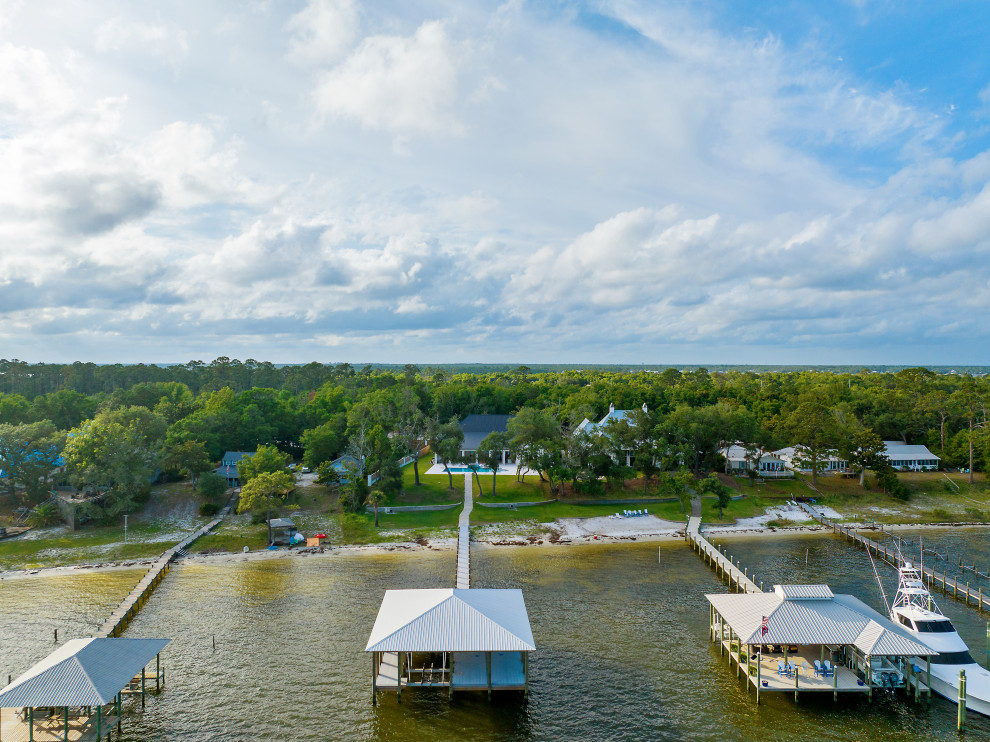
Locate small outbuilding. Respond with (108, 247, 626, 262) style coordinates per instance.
(267, 518, 298, 546)
(365, 588, 535, 703)
(0, 637, 169, 741)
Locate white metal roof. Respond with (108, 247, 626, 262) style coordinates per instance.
(365, 589, 536, 653)
(882, 442, 940, 461)
(773, 584, 834, 600)
(707, 589, 935, 657)
(0, 638, 170, 708)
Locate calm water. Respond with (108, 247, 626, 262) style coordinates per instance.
(1, 532, 990, 740)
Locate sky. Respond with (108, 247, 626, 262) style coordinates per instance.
(2, 0, 990, 366)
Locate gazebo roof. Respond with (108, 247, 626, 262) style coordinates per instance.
(365, 588, 536, 653)
(0, 638, 170, 708)
(708, 585, 935, 657)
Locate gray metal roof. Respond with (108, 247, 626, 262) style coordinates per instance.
(268, 518, 296, 528)
(365, 589, 536, 653)
(0, 638, 170, 708)
(708, 588, 935, 657)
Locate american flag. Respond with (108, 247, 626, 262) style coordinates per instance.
(761, 615, 769, 636)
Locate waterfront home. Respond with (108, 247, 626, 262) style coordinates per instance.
(366, 588, 535, 703)
(719, 445, 792, 478)
(707, 585, 936, 704)
(214, 451, 253, 486)
(883, 441, 940, 471)
(775, 445, 849, 473)
(575, 402, 648, 466)
(434, 414, 516, 468)
(0, 637, 169, 741)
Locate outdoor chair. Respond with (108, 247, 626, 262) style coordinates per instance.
(824, 660, 834, 677)
(814, 660, 823, 677)
(777, 661, 786, 676)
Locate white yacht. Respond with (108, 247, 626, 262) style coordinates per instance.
(889, 562, 990, 716)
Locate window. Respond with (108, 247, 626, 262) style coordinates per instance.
(914, 620, 956, 633)
(930, 650, 975, 665)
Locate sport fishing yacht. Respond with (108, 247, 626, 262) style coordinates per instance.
(889, 562, 990, 716)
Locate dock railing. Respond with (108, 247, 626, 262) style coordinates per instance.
(684, 517, 762, 594)
(798, 503, 990, 613)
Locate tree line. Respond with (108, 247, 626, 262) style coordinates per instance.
(1, 364, 988, 525)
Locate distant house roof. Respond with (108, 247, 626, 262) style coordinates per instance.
(459, 415, 513, 451)
(330, 454, 360, 468)
(707, 586, 935, 656)
(365, 588, 535, 653)
(882, 441, 940, 461)
(576, 402, 648, 435)
(0, 638, 170, 708)
(268, 518, 296, 529)
(215, 451, 253, 479)
(721, 445, 782, 462)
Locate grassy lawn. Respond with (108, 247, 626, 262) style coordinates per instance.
(394, 462, 462, 505)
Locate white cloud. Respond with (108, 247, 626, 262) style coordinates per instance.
(285, 0, 358, 66)
(313, 20, 463, 135)
(94, 16, 189, 68)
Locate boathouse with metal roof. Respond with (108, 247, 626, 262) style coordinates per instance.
(365, 588, 535, 703)
(707, 585, 937, 704)
(0, 637, 169, 741)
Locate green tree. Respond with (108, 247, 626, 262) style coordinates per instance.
(161, 438, 212, 486)
(784, 393, 842, 486)
(476, 431, 510, 497)
(196, 471, 228, 502)
(699, 472, 732, 520)
(301, 419, 345, 469)
(238, 444, 290, 485)
(63, 407, 166, 518)
(507, 407, 562, 482)
(845, 429, 887, 487)
(315, 461, 342, 490)
(237, 470, 294, 543)
(0, 421, 65, 505)
(428, 417, 465, 491)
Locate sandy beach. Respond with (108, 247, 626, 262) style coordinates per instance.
(4, 504, 989, 582)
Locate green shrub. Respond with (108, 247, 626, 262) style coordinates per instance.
(27, 502, 61, 527)
(199, 502, 220, 517)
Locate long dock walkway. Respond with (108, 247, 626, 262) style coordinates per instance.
(97, 495, 237, 638)
(799, 502, 990, 613)
(684, 517, 762, 594)
(456, 474, 472, 589)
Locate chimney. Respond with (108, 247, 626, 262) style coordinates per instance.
(609, 402, 615, 414)
(642, 403, 648, 413)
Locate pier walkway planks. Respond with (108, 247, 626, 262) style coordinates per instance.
(456, 474, 472, 589)
(684, 516, 762, 594)
(97, 496, 237, 638)
(799, 502, 990, 614)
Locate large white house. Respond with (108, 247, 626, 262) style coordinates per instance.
(719, 445, 791, 478)
(774, 446, 849, 473)
(575, 403, 648, 466)
(883, 441, 940, 471)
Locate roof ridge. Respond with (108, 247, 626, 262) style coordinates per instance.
(452, 593, 530, 645)
(366, 591, 455, 649)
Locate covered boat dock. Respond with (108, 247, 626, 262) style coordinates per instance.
(365, 588, 535, 703)
(707, 585, 936, 704)
(0, 637, 169, 741)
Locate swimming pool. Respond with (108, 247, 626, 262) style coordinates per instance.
(444, 466, 494, 473)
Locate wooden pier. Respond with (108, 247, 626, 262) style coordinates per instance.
(684, 517, 762, 593)
(97, 497, 236, 638)
(456, 474, 472, 589)
(798, 503, 990, 613)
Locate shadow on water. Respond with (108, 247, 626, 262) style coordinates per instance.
(2, 533, 990, 740)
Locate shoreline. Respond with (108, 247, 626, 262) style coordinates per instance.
(3, 519, 990, 581)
